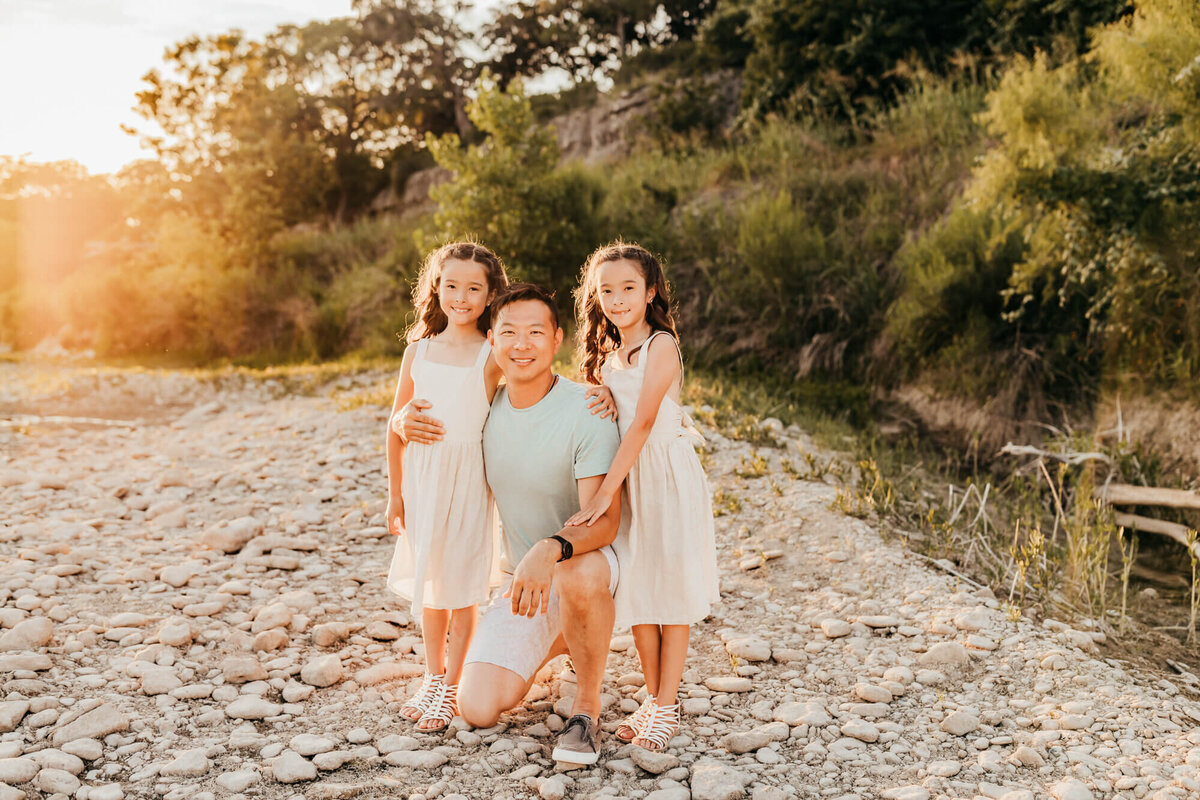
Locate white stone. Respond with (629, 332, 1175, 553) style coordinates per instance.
(0, 757, 38, 783)
(1049, 779, 1093, 800)
(300, 654, 343, 687)
(271, 750, 316, 783)
(225, 696, 282, 719)
(920, 642, 970, 666)
(690, 760, 752, 800)
(90, 784, 125, 800)
(160, 748, 210, 777)
(772, 701, 830, 726)
(288, 734, 335, 756)
(941, 710, 980, 736)
(216, 769, 260, 792)
(0, 617, 53, 650)
(820, 619, 851, 638)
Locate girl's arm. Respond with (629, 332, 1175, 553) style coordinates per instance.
(385, 346, 417, 534)
(484, 350, 503, 403)
(565, 335, 681, 527)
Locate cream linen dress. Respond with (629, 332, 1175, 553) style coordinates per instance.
(606, 331, 720, 627)
(387, 338, 498, 613)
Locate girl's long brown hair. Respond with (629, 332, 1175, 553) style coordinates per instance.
(575, 241, 678, 385)
(405, 241, 508, 343)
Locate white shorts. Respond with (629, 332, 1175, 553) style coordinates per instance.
(464, 545, 619, 681)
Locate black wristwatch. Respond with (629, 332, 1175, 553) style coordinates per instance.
(549, 535, 573, 562)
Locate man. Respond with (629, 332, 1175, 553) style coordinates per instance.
(397, 282, 622, 766)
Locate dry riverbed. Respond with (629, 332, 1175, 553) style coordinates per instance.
(2, 361, 1200, 800)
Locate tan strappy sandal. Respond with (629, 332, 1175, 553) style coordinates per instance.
(417, 679, 458, 733)
(632, 701, 679, 751)
(399, 672, 443, 722)
(617, 695, 657, 742)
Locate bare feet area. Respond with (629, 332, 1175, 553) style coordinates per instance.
(3, 361, 1200, 800)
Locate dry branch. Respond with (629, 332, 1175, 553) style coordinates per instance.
(998, 442, 1112, 465)
(1101, 483, 1200, 511)
(1112, 512, 1200, 558)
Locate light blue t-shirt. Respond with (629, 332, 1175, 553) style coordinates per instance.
(483, 376, 620, 572)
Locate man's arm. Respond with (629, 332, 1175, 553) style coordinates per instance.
(507, 474, 622, 617)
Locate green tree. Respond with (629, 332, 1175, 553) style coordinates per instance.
(426, 72, 602, 294)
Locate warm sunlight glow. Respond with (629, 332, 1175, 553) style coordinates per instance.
(0, 1, 357, 175)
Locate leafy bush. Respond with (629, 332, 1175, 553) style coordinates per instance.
(427, 73, 605, 300)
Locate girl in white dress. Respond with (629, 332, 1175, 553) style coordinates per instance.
(384, 241, 507, 732)
(568, 241, 720, 751)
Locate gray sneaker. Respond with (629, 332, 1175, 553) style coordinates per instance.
(551, 713, 600, 765)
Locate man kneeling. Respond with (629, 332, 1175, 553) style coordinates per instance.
(400, 283, 622, 765)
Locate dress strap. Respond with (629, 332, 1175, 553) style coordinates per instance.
(474, 339, 491, 369)
(634, 330, 684, 380)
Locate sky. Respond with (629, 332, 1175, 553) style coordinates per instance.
(0, 1, 498, 176)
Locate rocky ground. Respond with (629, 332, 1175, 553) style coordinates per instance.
(3, 361, 1200, 800)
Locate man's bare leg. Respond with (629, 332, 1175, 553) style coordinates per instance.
(457, 639, 569, 729)
(554, 551, 615, 721)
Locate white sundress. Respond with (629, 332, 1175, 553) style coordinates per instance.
(606, 331, 721, 628)
(386, 338, 498, 614)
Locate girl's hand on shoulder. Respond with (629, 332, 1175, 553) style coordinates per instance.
(585, 385, 617, 421)
(565, 488, 614, 528)
(386, 496, 405, 536)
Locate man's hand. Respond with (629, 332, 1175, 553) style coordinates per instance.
(564, 486, 616, 528)
(584, 385, 617, 421)
(385, 495, 405, 536)
(394, 398, 444, 444)
(504, 539, 558, 617)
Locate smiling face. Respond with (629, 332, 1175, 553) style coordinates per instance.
(437, 258, 492, 329)
(596, 258, 655, 334)
(489, 298, 563, 386)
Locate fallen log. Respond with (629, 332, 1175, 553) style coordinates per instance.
(1112, 512, 1200, 558)
(1101, 483, 1200, 511)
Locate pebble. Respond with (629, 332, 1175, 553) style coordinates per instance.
(705, 677, 753, 693)
(160, 748, 210, 777)
(820, 619, 851, 638)
(539, 775, 567, 800)
(1049, 779, 1094, 800)
(225, 696, 283, 719)
(631, 747, 680, 774)
(272, 750, 317, 783)
(300, 654, 344, 687)
(841, 719, 879, 743)
(50, 703, 128, 745)
(690, 759, 752, 800)
(0, 617, 54, 650)
(35, 767, 80, 794)
(853, 683, 892, 703)
(0, 757, 38, 783)
(941, 710, 980, 736)
(216, 769, 261, 792)
(919, 642, 970, 666)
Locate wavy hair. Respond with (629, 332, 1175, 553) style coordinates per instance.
(574, 241, 678, 385)
(405, 241, 509, 343)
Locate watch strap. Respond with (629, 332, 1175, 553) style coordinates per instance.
(549, 535, 573, 562)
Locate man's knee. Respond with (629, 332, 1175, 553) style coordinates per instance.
(457, 688, 502, 729)
(555, 553, 611, 604)
(458, 663, 526, 729)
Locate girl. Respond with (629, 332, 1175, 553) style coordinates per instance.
(385, 241, 507, 732)
(567, 241, 720, 751)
